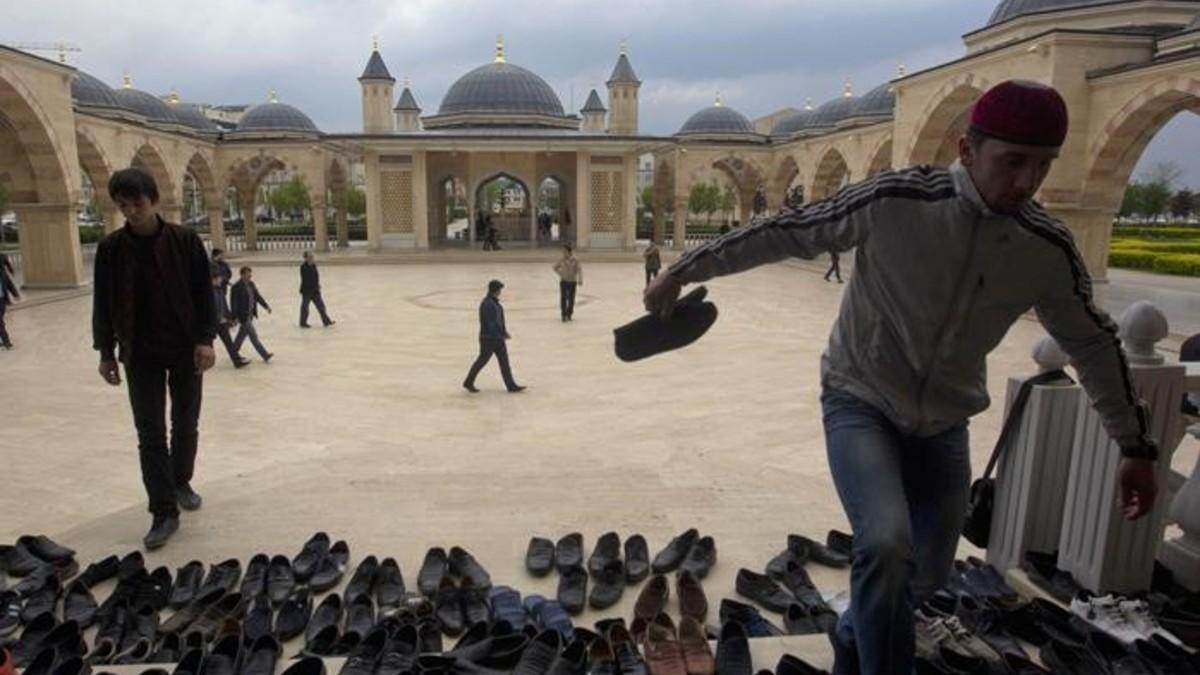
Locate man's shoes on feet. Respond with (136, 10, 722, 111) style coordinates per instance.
(176, 486, 202, 512)
(263, 353, 274, 363)
(463, 382, 480, 393)
(300, 324, 312, 329)
(234, 358, 251, 369)
(324, 321, 335, 327)
(143, 516, 179, 550)
(507, 385, 527, 393)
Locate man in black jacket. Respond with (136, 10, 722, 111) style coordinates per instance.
(92, 168, 215, 550)
(299, 251, 334, 328)
(230, 266, 273, 362)
(463, 279, 525, 393)
(211, 266, 249, 368)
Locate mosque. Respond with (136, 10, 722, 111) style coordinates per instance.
(1, 0, 1199, 287)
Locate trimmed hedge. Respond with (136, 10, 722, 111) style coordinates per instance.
(1152, 254, 1200, 276)
(1108, 250, 1159, 270)
(1112, 227, 1200, 240)
(1111, 240, 1200, 255)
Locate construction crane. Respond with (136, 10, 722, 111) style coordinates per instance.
(8, 41, 81, 64)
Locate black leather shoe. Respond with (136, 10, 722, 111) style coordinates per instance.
(514, 629, 561, 675)
(526, 538, 555, 577)
(143, 516, 179, 550)
(419, 548, 448, 597)
(234, 358, 251, 369)
(175, 486, 202, 512)
(651, 529, 698, 574)
(19, 536, 75, 563)
(197, 559, 242, 597)
(435, 579, 465, 636)
(344, 555, 379, 605)
(418, 620, 443, 654)
(463, 383, 480, 393)
(587, 532, 621, 577)
(309, 540, 349, 593)
(243, 635, 280, 675)
(76, 556, 119, 589)
(507, 385, 527, 393)
(204, 634, 241, 675)
(306, 594, 343, 645)
(608, 624, 647, 675)
(21, 575, 61, 623)
(340, 627, 387, 675)
(624, 535, 650, 584)
(719, 599, 784, 638)
(160, 587, 225, 635)
(714, 622, 752, 675)
(376, 558, 406, 612)
(678, 536, 716, 579)
(267, 555, 296, 607)
(677, 571, 708, 623)
(787, 535, 849, 569)
(190, 592, 245, 642)
(735, 569, 792, 613)
(304, 624, 341, 657)
(169, 561, 204, 609)
(825, 530, 854, 562)
(461, 578, 491, 627)
(281, 656, 326, 675)
(241, 554, 269, 599)
(292, 532, 330, 582)
(117, 551, 145, 581)
(557, 567, 588, 616)
(62, 582, 96, 630)
(783, 604, 821, 635)
(276, 588, 312, 642)
(244, 596, 274, 644)
(345, 596, 376, 641)
(546, 638, 588, 675)
(555, 533, 584, 573)
(134, 566, 172, 611)
(2, 541, 44, 577)
(588, 561, 625, 611)
(449, 547, 492, 589)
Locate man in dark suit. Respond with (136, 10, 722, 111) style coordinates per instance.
(299, 251, 334, 328)
(230, 266, 273, 362)
(463, 279, 525, 393)
(211, 266, 249, 368)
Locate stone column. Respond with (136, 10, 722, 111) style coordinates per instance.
(241, 199, 257, 251)
(652, 196, 666, 245)
(105, 207, 124, 234)
(466, 190, 476, 246)
(161, 203, 184, 225)
(624, 153, 638, 248)
(313, 202, 329, 253)
(1049, 207, 1113, 282)
(336, 204, 349, 248)
(672, 197, 687, 249)
(207, 207, 226, 251)
(413, 151, 430, 249)
(575, 152, 592, 249)
(365, 152, 382, 252)
(12, 203, 85, 287)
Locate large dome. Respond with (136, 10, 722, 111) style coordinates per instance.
(170, 103, 218, 132)
(113, 86, 179, 124)
(813, 95, 858, 128)
(854, 83, 896, 118)
(237, 102, 320, 133)
(770, 108, 818, 136)
(71, 72, 122, 110)
(988, 0, 1130, 25)
(438, 62, 565, 117)
(678, 104, 755, 136)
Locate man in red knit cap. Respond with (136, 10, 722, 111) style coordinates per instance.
(646, 80, 1158, 674)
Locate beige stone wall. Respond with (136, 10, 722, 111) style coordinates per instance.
(361, 81, 395, 133)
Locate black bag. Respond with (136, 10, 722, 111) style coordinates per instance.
(962, 369, 1073, 548)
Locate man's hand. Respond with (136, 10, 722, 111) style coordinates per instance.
(644, 272, 682, 320)
(194, 344, 216, 374)
(98, 360, 121, 386)
(1119, 458, 1157, 520)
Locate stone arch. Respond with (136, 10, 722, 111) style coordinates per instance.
(711, 155, 766, 224)
(771, 155, 801, 210)
(75, 127, 114, 202)
(475, 172, 532, 243)
(866, 136, 894, 177)
(131, 142, 178, 207)
(907, 75, 990, 167)
(1083, 77, 1200, 212)
(810, 146, 851, 201)
(536, 174, 571, 244)
(0, 63, 72, 205)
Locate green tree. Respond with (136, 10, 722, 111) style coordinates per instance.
(1169, 188, 1195, 221)
(1142, 161, 1183, 189)
(688, 182, 721, 225)
(1120, 183, 1145, 220)
(1141, 181, 1171, 223)
(719, 184, 737, 223)
(640, 186, 655, 216)
(268, 177, 310, 219)
(347, 188, 366, 217)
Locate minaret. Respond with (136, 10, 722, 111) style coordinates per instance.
(580, 89, 607, 133)
(394, 78, 422, 132)
(359, 36, 396, 133)
(606, 40, 641, 135)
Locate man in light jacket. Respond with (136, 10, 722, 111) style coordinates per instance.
(552, 244, 583, 322)
(644, 80, 1158, 675)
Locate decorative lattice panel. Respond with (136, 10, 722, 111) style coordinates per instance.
(590, 170, 624, 233)
(381, 170, 413, 233)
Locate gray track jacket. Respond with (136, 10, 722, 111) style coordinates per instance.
(669, 161, 1156, 459)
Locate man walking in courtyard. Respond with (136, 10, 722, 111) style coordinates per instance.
(212, 267, 249, 368)
(212, 247, 232, 300)
(824, 251, 843, 283)
(92, 167, 214, 550)
(552, 244, 582, 321)
(299, 251, 335, 328)
(231, 266, 274, 362)
(643, 239, 661, 288)
(644, 80, 1158, 675)
(463, 279, 525, 393)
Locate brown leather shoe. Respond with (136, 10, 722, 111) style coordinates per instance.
(634, 574, 670, 621)
(678, 617, 715, 675)
(645, 621, 687, 675)
(677, 571, 708, 623)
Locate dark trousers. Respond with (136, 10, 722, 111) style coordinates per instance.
(234, 319, 270, 359)
(645, 268, 659, 288)
(300, 292, 332, 326)
(216, 324, 240, 363)
(559, 281, 577, 319)
(0, 300, 10, 346)
(124, 352, 203, 518)
(464, 338, 517, 390)
(824, 256, 842, 282)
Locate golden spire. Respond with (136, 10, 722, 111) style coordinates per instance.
(269, 89, 278, 104)
(122, 74, 133, 89)
(404, 76, 411, 88)
(495, 34, 505, 63)
(372, 35, 380, 51)
(168, 88, 180, 105)
(620, 39, 628, 56)
(805, 97, 814, 111)
(714, 92, 723, 107)
(843, 80, 853, 97)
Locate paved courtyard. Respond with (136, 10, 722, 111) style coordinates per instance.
(1, 259, 1196, 665)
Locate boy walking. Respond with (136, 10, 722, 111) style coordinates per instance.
(230, 266, 274, 362)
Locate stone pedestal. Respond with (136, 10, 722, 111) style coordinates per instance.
(1161, 424, 1200, 591)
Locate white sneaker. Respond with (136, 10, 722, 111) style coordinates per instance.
(1119, 599, 1184, 646)
(1070, 593, 1143, 643)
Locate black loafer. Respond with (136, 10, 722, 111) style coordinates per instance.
(651, 529, 698, 574)
(587, 532, 621, 577)
(76, 555, 119, 589)
(787, 534, 849, 569)
(679, 536, 716, 579)
(546, 638, 588, 675)
(344, 596, 376, 641)
(309, 541, 349, 593)
(292, 532, 331, 582)
(241, 554, 269, 599)
(304, 624, 341, 657)
(525, 538, 555, 578)
(306, 594, 343, 644)
(461, 578, 491, 627)
(588, 560, 625, 611)
(19, 536, 75, 563)
(3, 541, 44, 577)
(555, 533, 584, 573)
(735, 569, 792, 614)
(243, 635, 281, 675)
(449, 547, 492, 589)
(783, 604, 821, 635)
(514, 629, 562, 675)
(825, 530, 854, 562)
(169, 561, 204, 609)
(624, 535, 650, 584)
(197, 559, 242, 597)
(267, 555, 296, 607)
(276, 588, 312, 642)
(344, 555, 379, 605)
(374, 557, 406, 612)
(714, 621, 752, 675)
(418, 548, 448, 597)
(556, 567, 588, 616)
(614, 287, 718, 363)
(435, 578, 465, 636)
(63, 582, 97, 629)
(244, 595, 274, 644)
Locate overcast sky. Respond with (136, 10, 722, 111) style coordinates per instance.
(5, 0, 1198, 187)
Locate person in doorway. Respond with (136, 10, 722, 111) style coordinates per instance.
(484, 216, 501, 251)
(644, 80, 1158, 675)
(299, 251, 335, 328)
(211, 267, 249, 368)
(230, 266, 274, 362)
(824, 251, 843, 283)
(463, 279, 525, 393)
(553, 244, 583, 321)
(0, 252, 19, 349)
(643, 240, 662, 288)
(92, 167, 215, 550)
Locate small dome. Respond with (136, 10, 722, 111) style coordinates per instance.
(853, 83, 896, 118)
(71, 72, 121, 110)
(170, 103, 218, 132)
(113, 86, 179, 124)
(678, 103, 755, 136)
(813, 95, 857, 127)
(988, 0, 1131, 26)
(770, 108, 818, 136)
(237, 102, 320, 133)
(438, 62, 565, 117)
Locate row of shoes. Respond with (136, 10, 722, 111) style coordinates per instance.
(764, 534, 851, 578)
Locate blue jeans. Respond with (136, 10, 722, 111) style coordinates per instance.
(233, 318, 270, 360)
(822, 388, 970, 675)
